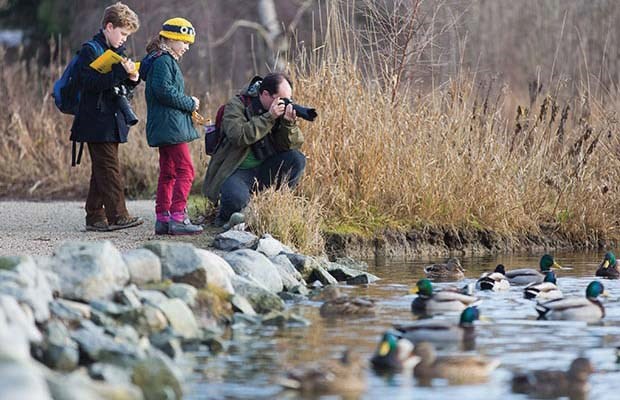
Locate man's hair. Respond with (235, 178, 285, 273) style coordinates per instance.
(259, 72, 293, 96)
(101, 2, 140, 32)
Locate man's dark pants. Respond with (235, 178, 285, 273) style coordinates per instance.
(85, 142, 129, 225)
(217, 150, 306, 223)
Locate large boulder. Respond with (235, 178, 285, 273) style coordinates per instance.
(142, 242, 206, 288)
(194, 249, 235, 294)
(270, 254, 305, 291)
(122, 249, 162, 285)
(50, 241, 130, 302)
(213, 230, 259, 251)
(224, 249, 283, 293)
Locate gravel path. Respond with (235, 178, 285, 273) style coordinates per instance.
(0, 200, 214, 256)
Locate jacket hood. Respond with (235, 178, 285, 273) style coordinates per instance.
(139, 51, 170, 81)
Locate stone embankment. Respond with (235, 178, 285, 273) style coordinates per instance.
(0, 227, 377, 399)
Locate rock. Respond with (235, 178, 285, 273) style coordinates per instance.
(256, 234, 291, 258)
(0, 294, 42, 361)
(282, 252, 309, 275)
(50, 241, 130, 302)
(194, 249, 235, 294)
(308, 266, 338, 285)
(230, 295, 256, 316)
(89, 362, 134, 386)
(0, 358, 52, 400)
(262, 310, 310, 327)
(346, 274, 370, 285)
(132, 352, 183, 400)
(231, 275, 285, 314)
(270, 254, 305, 291)
(117, 285, 143, 309)
(122, 249, 162, 285)
(42, 320, 79, 371)
(49, 299, 91, 322)
(157, 298, 200, 339)
(137, 290, 169, 306)
(165, 283, 197, 308)
(213, 230, 259, 251)
(326, 262, 379, 283)
(142, 242, 207, 288)
(290, 284, 310, 296)
(46, 369, 144, 400)
(278, 292, 306, 302)
(149, 330, 183, 360)
(71, 320, 143, 365)
(224, 249, 283, 293)
(0, 255, 55, 322)
(232, 313, 262, 327)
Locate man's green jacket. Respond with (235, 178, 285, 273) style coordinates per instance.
(202, 88, 304, 203)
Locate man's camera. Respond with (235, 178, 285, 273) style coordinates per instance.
(280, 98, 317, 122)
(113, 85, 139, 126)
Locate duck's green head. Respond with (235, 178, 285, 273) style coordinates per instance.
(602, 252, 617, 268)
(375, 332, 399, 357)
(540, 254, 561, 272)
(459, 306, 480, 326)
(411, 279, 433, 296)
(543, 270, 557, 284)
(586, 280, 608, 299)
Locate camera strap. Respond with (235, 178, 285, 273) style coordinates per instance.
(72, 141, 84, 166)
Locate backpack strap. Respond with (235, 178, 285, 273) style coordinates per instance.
(71, 141, 84, 166)
(71, 40, 102, 167)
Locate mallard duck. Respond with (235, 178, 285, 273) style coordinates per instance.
(535, 280, 608, 322)
(512, 357, 594, 398)
(423, 258, 465, 282)
(476, 264, 510, 291)
(505, 254, 562, 286)
(595, 251, 620, 279)
(319, 286, 376, 318)
(394, 306, 481, 347)
(370, 332, 420, 372)
(279, 349, 366, 395)
(410, 279, 481, 316)
(524, 270, 563, 300)
(413, 341, 500, 385)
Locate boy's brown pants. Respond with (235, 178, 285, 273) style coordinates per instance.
(85, 142, 129, 225)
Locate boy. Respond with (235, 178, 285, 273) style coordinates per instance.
(71, 1, 143, 231)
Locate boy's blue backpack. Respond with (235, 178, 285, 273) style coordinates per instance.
(53, 40, 103, 115)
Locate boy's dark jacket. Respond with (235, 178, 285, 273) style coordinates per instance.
(140, 50, 199, 147)
(70, 31, 139, 143)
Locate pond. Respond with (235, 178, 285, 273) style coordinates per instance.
(186, 251, 620, 399)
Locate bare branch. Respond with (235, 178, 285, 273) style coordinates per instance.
(209, 19, 272, 48)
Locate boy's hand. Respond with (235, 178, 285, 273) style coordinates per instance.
(121, 59, 139, 81)
(191, 96, 200, 111)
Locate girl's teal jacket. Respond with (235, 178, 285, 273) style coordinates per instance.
(141, 51, 199, 147)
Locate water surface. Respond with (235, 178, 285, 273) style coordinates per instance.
(187, 251, 620, 399)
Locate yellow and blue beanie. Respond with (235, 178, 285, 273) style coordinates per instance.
(160, 17, 196, 44)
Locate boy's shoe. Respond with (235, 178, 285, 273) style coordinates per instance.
(169, 217, 203, 235)
(222, 212, 245, 230)
(155, 220, 170, 235)
(108, 215, 144, 231)
(86, 220, 111, 232)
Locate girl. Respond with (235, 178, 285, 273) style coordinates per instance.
(140, 17, 202, 235)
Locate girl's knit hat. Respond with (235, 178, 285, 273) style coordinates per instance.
(160, 17, 195, 44)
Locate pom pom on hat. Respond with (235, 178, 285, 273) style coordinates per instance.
(160, 17, 196, 44)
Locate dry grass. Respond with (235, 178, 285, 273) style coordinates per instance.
(1, 1, 619, 253)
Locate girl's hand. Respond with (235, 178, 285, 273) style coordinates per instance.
(191, 96, 200, 111)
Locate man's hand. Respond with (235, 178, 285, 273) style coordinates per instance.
(283, 103, 297, 123)
(269, 96, 286, 119)
(191, 96, 200, 111)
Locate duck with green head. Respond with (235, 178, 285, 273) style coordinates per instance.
(505, 254, 562, 286)
(595, 252, 620, 279)
(423, 258, 465, 282)
(410, 278, 481, 316)
(413, 341, 500, 386)
(370, 332, 420, 372)
(476, 264, 510, 291)
(524, 270, 563, 300)
(535, 280, 608, 322)
(394, 306, 481, 349)
(511, 357, 594, 399)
